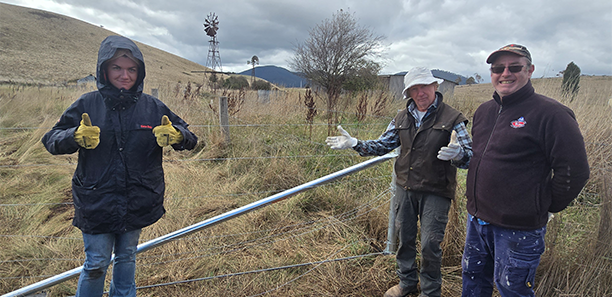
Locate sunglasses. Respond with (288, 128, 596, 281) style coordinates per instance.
(490, 65, 526, 74)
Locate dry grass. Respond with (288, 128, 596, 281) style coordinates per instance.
(0, 82, 396, 296)
(1, 76, 611, 297)
(1, 4, 611, 296)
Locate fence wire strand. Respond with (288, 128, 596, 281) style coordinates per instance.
(0, 180, 393, 283)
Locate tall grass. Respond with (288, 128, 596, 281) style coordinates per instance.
(0, 76, 610, 296)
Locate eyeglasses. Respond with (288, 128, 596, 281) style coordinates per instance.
(490, 65, 526, 74)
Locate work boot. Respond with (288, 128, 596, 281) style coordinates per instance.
(383, 284, 417, 297)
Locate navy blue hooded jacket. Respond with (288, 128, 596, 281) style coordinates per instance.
(42, 36, 198, 234)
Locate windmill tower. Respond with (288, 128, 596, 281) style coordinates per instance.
(247, 55, 259, 84)
(203, 13, 222, 72)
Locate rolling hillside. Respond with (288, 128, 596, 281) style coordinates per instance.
(0, 2, 211, 90)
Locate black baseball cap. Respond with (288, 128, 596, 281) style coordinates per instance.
(486, 44, 532, 64)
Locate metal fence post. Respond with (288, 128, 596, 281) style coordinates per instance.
(385, 148, 399, 254)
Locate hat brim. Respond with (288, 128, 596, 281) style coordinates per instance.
(402, 78, 443, 98)
(486, 50, 530, 64)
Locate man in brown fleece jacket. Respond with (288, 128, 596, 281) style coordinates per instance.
(461, 44, 590, 297)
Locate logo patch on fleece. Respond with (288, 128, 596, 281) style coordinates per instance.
(510, 117, 526, 129)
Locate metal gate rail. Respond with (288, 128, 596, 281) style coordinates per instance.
(3, 152, 396, 297)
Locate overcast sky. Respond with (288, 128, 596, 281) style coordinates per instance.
(3, 0, 612, 82)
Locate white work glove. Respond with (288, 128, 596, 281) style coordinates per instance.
(437, 130, 463, 161)
(325, 125, 358, 150)
(547, 212, 554, 222)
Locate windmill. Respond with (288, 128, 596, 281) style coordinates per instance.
(203, 12, 222, 72)
(247, 55, 259, 84)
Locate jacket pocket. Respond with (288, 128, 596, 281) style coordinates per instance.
(71, 182, 114, 230)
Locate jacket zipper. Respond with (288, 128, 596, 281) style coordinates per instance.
(473, 105, 503, 217)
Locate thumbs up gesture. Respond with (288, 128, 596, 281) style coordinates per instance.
(152, 115, 183, 147)
(74, 113, 100, 149)
(437, 130, 463, 161)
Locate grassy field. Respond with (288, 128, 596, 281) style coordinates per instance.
(1, 76, 611, 296)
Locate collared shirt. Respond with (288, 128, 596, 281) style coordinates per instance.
(353, 95, 473, 168)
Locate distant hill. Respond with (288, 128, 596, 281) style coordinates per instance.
(238, 66, 309, 88)
(238, 65, 472, 89)
(394, 69, 472, 85)
(0, 2, 212, 88)
(432, 69, 472, 85)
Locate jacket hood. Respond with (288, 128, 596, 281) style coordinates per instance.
(96, 35, 146, 93)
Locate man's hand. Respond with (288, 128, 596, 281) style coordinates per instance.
(152, 115, 183, 147)
(325, 125, 358, 150)
(74, 113, 100, 149)
(437, 130, 463, 161)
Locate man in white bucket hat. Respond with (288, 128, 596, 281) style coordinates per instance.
(326, 67, 472, 297)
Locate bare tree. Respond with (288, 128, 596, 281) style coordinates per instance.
(289, 9, 384, 135)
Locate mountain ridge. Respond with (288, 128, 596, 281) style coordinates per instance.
(237, 65, 309, 88)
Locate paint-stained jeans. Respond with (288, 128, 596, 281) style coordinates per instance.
(75, 229, 141, 297)
(395, 187, 451, 297)
(461, 216, 546, 297)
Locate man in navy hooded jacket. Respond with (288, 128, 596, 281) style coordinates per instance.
(42, 35, 198, 297)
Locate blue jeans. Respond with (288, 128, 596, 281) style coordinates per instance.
(394, 188, 451, 297)
(76, 229, 141, 297)
(461, 217, 546, 297)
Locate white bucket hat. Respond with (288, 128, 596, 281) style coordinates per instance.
(402, 67, 443, 99)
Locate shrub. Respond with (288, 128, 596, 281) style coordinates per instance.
(562, 62, 581, 100)
(251, 80, 271, 90)
(222, 76, 249, 90)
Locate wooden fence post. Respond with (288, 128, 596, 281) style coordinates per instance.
(219, 96, 230, 143)
(596, 168, 612, 252)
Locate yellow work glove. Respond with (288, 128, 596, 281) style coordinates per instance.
(152, 115, 183, 147)
(74, 113, 100, 149)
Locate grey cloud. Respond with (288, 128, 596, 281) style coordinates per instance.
(3, 0, 611, 78)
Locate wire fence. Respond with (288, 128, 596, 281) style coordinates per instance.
(1, 91, 609, 295)
(0, 120, 398, 295)
(0, 181, 393, 291)
(3, 189, 395, 295)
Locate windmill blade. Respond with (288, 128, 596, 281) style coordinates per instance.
(204, 12, 219, 37)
